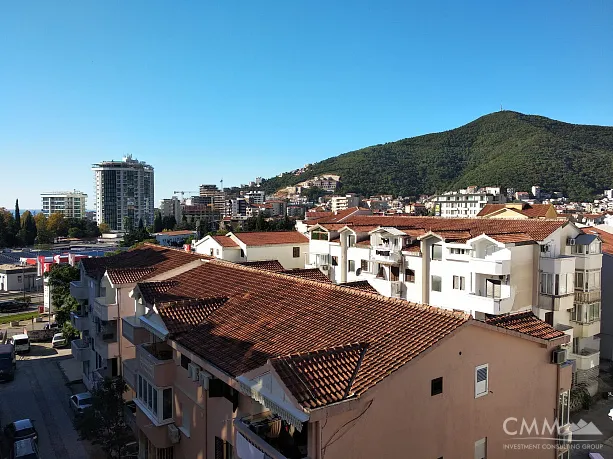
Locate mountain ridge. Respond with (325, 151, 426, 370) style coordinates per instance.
(262, 111, 613, 200)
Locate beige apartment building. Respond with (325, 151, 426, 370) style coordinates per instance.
(87, 252, 571, 459)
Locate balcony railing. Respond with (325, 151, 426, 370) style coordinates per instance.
(122, 316, 150, 345)
(574, 290, 601, 303)
(123, 358, 138, 391)
(371, 246, 401, 263)
(470, 258, 511, 276)
(235, 412, 308, 459)
(94, 334, 120, 360)
(93, 297, 119, 321)
(123, 401, 137, 435)
(70, 280, 88, 300)
(70, 311, 89, 332)
(468, 293, 513, 315)
(71, 339, 90, 361)
(137, 343, 175, 387)
(570, 349, 600, 371)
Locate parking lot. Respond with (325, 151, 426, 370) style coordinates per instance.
(0, 344, 89, 459)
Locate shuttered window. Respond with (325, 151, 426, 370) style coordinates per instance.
(475, 364, 488, 398)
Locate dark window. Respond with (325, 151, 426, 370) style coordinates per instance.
(405, 269, 415, 283)
(240, 249, 245, 258)
(181, 354, 191, 369)
(293, 247, 300, 258)
(348, 260, 355, 272)
(431, 377, 443, 396)
(545, 312, 554, 326)
(361, 260, 369, 272)
(331, 256, 338, 266)
(431, 244, 442, 261)
(215, 437, 233, 459)
(162, 388, 173, 420)
(111, 358, 118, 376)
(390, 266, 400, 281)
(209, 378, 239, 412)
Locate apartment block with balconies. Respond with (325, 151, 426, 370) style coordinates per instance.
(305, 216, 602, 391)
(119, 257, 572, 459)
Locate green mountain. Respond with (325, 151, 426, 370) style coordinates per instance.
(262, 111, 613, 201)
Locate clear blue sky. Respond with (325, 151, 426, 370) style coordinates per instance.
(1, 1, 612, 209)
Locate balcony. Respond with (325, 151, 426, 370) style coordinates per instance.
(570, 349, 600, 372)
(468, 293, 513, 315)
(574, 290, 601, 303)
(470, 258, 511, 276)
(93, 297, 119, 321)
(123, 358, 138, 391)
(124, 401, 137, 435)
(70, 280, 88, 300)
(371, 246, 401, 264)
(122, 316, 150, 345)
(571, 320, 601, 339)
(93, 334, 120, 360)
(137, 343, 175, 387)
(70, 311, 90, 332)
(71, 339, 90, 362)
(235, 412, 308, 459)
(540, 256, 575, 275)
(574, 254, 602, 271)
(538, 294, 575, 312)
(555, 324, 574, 347)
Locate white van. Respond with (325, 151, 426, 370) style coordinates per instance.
(9, 334, 30, 354)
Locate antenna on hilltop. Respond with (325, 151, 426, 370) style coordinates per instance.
(220, 178, 224, 191)
(500, 103, 503, 112)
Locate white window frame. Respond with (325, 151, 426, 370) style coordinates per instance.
(475, 364, 489, 398)
(558, 390, 570, 427)
(453, 275, 465, 290)
(136, 374, 173, 425)
(431, 275, 442, 292)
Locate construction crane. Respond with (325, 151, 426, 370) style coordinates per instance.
(173, 190, 199, 200)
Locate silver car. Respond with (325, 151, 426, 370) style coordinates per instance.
(69, 392, 92, 414)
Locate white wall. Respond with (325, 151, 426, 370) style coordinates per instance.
(242, 244, 309, 269)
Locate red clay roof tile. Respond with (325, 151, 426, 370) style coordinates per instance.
(232, 231, 309, 246)
(238, 260, 285, 272)
(211, 235, 240, 247)
(485, 311, 565, 340)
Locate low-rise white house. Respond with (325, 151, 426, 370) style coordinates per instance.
(306, 215, 603, 392)
(0, 264, 39, 292)
(151, 230, 197, 247)
(193, 231, 309, 269)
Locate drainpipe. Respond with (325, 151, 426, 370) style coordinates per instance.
(340, 234, 347, 284)
(421, 239, 429, 304)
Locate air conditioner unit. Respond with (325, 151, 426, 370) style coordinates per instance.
(321, 265, 329, 271)
(167, 423, 180, 444)
(198, 370, 212, 390)
(187, 362, 201, 381)
(552, 348, 567, 365)
(567, 238, 576, 246)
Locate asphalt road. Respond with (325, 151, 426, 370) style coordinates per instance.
(0, 349, 89, 459)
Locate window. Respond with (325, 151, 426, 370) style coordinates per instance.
(450, 248, 467, 255)
(293, 247, 300, 258)
(377, 265, 385, 279)
(431, 244, 442, 261)
(557, 451, 570, 459)
(405, 269, 415, 283)
(540, 244, 551, 254)
(474, 438, 487, 459)
(311, 230, 328, 241)
(570, 302, 601, 323)
(331, 256, 338, 266)
(475, 364, 488, 398)
(575, 271, 584, 290)
(590, 241, 602, 254)
(431, 275, 442, 292)
(209, 378, 239, 412)
(181, 354, 191, 369)
(453, 275, 465, 290)
(348, 260, 355, 272)
(431, 377, 443, 396)
(210, 249, 214, 256)
(361, 260, 369, 272)
(162, 388, 173, 420)
(215, 437, 233, 459)
(239, 249, 244, 258)
(136, 375, 173, 423)
(558, 391, 570, 427)
(17, 276, 22, 283)
(348, 235, 356, 247)
(540, 272, 553, 294)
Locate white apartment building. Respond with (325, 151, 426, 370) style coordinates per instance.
(430, 189, 505, 218)
(159, 196, 182, 222)
(41, 190, 87, 219)
(243, 190, 265, 205)
(69, 245, 201, 391)
(305, 215, 603, 392)
(330, 193, 360, 213)
(93, 155, 155, 232)
(193, 231, 309, 269)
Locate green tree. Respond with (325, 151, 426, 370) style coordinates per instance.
(14, 199, 20, 231)
(46, 264, 80, 326)
(153, 211, 163, 233)
(20, 211, 37, 246)
(99, 222, 111, 234)
(74, 377, 133, 458)
(34, 212, 53, 245)
(47, 212, 66, 240)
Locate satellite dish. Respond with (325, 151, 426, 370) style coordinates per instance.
(356, 268, 362, 276)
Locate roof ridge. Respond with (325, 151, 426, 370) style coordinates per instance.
(205, 258, 471, 321)
(272, 342, 369, 360)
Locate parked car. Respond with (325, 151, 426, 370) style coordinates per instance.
(69, 392, 93, 414)
(8, 335, 30, 354)
(43, 322, 60, 330)
(4, 419, 37, 444)
(51, 333, 66, 348)
(0, 343, 16, 381)
(11, 438, 39, 459)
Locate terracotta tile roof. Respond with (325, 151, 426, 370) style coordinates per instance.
(237, 260, 285, 272)
(583, 227, 613, 254)
(485, 311, 565, 340)
(356, 240, 371, 247)
(430, 230, 472, 242)
(80, 244, 201, 280)
(211, 235, 239, 248)
(404, 244, 421, 253)
(341, 280, 379, 294)
(488, 233, 534, 243)
(477, 203, 555, 218)
(231, 231, 309, 246)
(141, 261, 470, 407)
(158, 297, 229, 336)
(320, 216, 566, 242)
(271, 343, 368, 409)
(326, 207, 367, 223)
(107, 267, 156, 285)
(583, 213, 605, 219)
(305, 211, 333, 221)
(281, 268, 332, 283)
(137, 280, 180, 304)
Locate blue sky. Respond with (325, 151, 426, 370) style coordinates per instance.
(1, 1, 612, 209)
